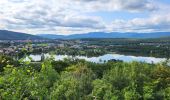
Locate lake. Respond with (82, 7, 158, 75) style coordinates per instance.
(26, 54, 166, 64)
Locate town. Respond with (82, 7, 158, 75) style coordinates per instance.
(0, 38, 170, 59)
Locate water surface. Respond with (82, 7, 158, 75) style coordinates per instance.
(27, 54, 166, 64)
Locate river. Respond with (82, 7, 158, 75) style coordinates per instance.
(26, 54, 166, 64)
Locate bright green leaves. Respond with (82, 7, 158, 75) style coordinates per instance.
(0, 57, 59, 100)
(51, 63, 94, 100)
(92, 79, 117, 100)
(51, 76, 80, 100)
(91, 62, 170, 100)
(0, 55, 170, 100)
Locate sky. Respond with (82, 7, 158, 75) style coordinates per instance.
(0, 0, 170, 35)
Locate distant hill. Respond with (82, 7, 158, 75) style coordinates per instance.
(0, 30, 43, 40)
(37, 34, 65, 39)
(38, 32, 170, 39)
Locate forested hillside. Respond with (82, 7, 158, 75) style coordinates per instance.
(0, 30, 42, 40)
(0, 55, 170, 100)
(38, 32, 170, 39)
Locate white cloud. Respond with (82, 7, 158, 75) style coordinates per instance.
(109, 14, 170, 32)
(0, 0, 169, 34)
(0, 0, 107, 34)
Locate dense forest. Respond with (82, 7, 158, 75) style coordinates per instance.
(0, 54, 170, 100)
(80, 38, 170, 58)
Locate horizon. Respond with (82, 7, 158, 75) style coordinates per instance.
(0, 0, 170, 35)
(1, 29, 170, 36)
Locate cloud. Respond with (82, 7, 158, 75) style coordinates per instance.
(0, 0, 107, 33)
(109, 14, 170, 32)
(0, 0, 169, 34)
(117, 0, 157, 12)
(76, 0, 157, 12)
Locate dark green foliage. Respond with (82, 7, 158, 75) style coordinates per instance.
(81, 38, 170, 58)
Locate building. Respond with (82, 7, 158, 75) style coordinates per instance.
(58, 44, 65, 48)
(0, 50, 3, 53)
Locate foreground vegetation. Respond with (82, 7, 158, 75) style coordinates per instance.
(0, 55, 170, 100)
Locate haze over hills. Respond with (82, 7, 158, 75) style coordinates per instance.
(0, 30, 43, 40)
(0, 30, 170, 40)
(38, 32, 170, 39)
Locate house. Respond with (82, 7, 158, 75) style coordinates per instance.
(70, 45, 81, 49)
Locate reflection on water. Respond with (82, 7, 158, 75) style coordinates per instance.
(26, 54, 166, 64)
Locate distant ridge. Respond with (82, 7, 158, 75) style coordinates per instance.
(37, 32, 170, 39)
(1, 30, 169, 40)
(37, 34, 65, 39)
(0, 30, 43, 40)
